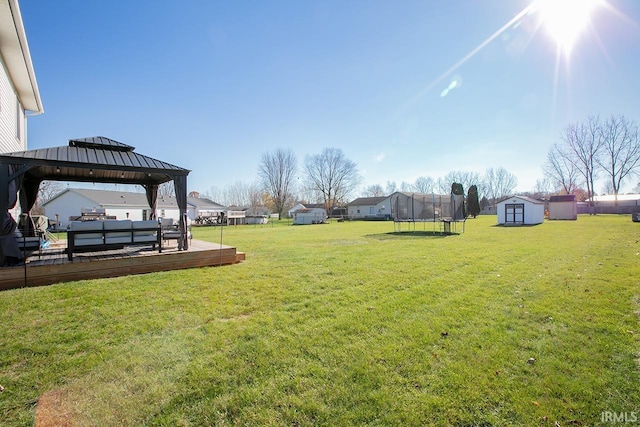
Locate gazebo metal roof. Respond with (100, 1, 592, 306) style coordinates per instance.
(0, 136, 189, 186)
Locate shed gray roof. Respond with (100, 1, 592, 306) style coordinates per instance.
(0, 136, 189, 186)
(549, 195, 576, 202)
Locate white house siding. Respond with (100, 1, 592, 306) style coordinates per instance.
(43, 191, 101, 229)
(347, 200, 391, 219)
(347, 196, 392, 219)
(288, 204, 306, 217)
(0, 57, 26, 153)
(45, 200, 191, 228)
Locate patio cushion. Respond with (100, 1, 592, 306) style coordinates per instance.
(104, 220, 133, 244)
(132, 220, 159, 243)
(69, 221, 104, 246)
(163, 230, 191, 240)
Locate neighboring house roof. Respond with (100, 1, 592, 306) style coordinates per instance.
(348, 196, 387, 206)
(303, 203, 325, 209)
(189, 197, 225, 210)
(296, 208, 326, 213)
(43, 188, 177, 209)
(0, 0, 43, 113)
(226, 206, 270, 215)
(44, 189, 226, 211)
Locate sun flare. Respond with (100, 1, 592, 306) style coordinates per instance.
(536, 0, 601, 53)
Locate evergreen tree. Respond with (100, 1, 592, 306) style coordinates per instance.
(467, 185, 481, 218)
(451, 182, 466, 219)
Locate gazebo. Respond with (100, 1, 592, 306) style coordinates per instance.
(0, 137, 190, 264)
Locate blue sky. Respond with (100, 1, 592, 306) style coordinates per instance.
(19, 0, 640, 196)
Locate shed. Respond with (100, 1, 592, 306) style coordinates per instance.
(496, 196, 544, 225)
(293, 208, 327, 225)
(548, 194, 577, 220)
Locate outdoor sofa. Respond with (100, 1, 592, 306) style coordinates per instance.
(66, 219, 161, 261)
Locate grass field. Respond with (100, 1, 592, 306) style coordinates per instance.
(1, 215, 639, 426)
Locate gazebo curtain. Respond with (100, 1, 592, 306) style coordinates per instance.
(0, 164, 27, 261)
(173, 175, 188, 250)
(19, 175, 42, 237)
(143, 184, 159, 221)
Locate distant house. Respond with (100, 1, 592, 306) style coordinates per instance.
(42, 188, 224, 228)
(192, 198, 226, 219)
(288, 203, 344, 218)
(496, 196, 544, 225)
(347, 196, 392, 220)
(293, 208, 327, 225)
(289, 203, 324, 217)
(580, 194, 640, 214)
(548, 195, 577, 220)
(226, 206, 271, 225)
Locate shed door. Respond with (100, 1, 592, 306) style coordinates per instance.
(505, 203, 524, 223)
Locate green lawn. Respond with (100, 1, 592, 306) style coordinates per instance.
(1, 215, 639, 426)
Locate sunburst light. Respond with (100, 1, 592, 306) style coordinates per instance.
(535, 0, 602, 54)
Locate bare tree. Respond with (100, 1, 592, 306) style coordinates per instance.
(534, 177, 555, 198)
(436, 177, 450, 194)
(414, 176, 436, 193)
(400, 181, 414, 192)
(561, 116, 603, 213)
(385, 181, 397, 194)
(258, 148, 298, 219)
(443, 170, 480, 193)
(304, 148, 361, 213)
(204, 186, 223, 204)
(543, 143, 582, 194)
(224, 180, 252, 207)
(601, 180, 614, 195)
(363, 184, 385, 197)
(158, 182, 175, 198)
(484, 167, 517, 201)
(596, 115, 640, 204)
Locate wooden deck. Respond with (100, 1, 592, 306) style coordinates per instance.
(0, 239, 245, 291)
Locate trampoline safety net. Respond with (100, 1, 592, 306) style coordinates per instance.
(391, 192, 465, 222)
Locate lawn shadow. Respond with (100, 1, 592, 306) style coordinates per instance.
(491, 223, 544, 228)
(366, 230, 457, 240)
